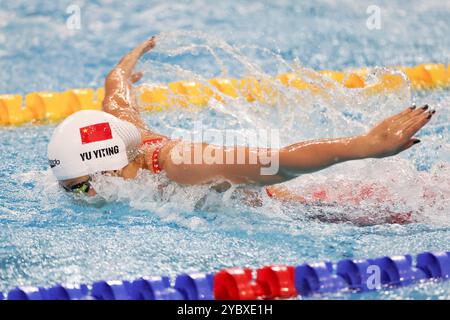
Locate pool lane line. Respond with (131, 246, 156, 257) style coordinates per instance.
(2, 250, 449, 300)
(1, 63, 449, 126)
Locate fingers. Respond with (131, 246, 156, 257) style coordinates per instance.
(389, 105, 416, 122)
(142, 36, 156, 53)
(399, 104, 429, 123)
(392, 105, 434, 150)
(133, 36, 156, 57)
(403, 108, 435, 137)
(394, 105, 431, 132)
(398, 138, 421, 154)
(402, 106, 429, 128)
(130, 71, 144, 83)
(400, 138, 421, 152)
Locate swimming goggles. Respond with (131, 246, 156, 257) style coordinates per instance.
(62, 176, 92, 194)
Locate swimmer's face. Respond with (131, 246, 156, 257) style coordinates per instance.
(60, 175, 97, 197)
(60, 170, 121, 197)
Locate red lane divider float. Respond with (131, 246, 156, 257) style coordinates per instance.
(1, 251, 449, 300)
(214, 266, 296, 300)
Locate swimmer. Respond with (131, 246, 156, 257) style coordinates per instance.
(47, 37, 436, 225)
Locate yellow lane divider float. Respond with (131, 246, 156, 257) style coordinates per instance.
(1, 63, 449, 126)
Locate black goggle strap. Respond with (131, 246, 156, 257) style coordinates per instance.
(63, 177, 92, 193)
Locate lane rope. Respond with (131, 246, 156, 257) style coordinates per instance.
(1, 63, 449, 126)
(2, 250, 449, 300)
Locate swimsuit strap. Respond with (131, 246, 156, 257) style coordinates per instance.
(142, 138, 167, 174)
(266, 187, 274, 198)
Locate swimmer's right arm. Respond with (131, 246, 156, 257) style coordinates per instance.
(102, 37, 156, 131)
(162, 105, 434, 186)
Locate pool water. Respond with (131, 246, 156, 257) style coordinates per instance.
(0, 0, 449, 299)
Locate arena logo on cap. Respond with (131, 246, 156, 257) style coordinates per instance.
(48, 159, 60, 168)
(79, 122, 113, 144)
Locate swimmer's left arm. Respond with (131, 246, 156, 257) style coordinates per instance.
(162, 106, 434, 186)
(263, 105, 433, 180)
(162, 137, 371, 186)
(271, 105, 434, 179)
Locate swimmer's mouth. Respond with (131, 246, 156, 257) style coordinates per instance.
(61, 176, 92, 194)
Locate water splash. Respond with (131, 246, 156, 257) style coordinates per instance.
(6, 32, 447, 231)
(101, 31, 449, 228)
(1, 1, 450, 299)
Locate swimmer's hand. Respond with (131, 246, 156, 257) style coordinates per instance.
(361, 105, 435, 158)
(127, 37, 156, 83)
(135, 36, 156, 55)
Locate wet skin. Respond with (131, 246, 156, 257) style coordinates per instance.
(61, 37, 435, 210)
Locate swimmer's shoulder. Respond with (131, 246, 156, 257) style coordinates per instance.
(140, 130, 169, 142)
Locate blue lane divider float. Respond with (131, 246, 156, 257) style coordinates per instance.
(7, 284, 89, 300)
(2, 251, 449, 300)
(91, 280, 132, 300)
(416, 252, 450, 279)
(128, 276, 184, 300)
(336, 258, 375, 291)
(295, 261, 348, 295)
(174, 273, 215, 300)
(371, 255, 428, 286)
(7, 287, 46, 300)
(336, 255, 428, 291)
(44, 284, 89, 300)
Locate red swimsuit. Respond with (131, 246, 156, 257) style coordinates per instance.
(145, 138, 275, 199)
(143, 138, 168, 174)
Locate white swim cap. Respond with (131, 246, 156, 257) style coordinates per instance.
(47, 110, 142, 180)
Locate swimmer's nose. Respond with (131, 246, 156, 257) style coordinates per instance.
(87, 187, 97, 197)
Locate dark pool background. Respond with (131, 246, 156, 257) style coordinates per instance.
(0, 0, 449, 299)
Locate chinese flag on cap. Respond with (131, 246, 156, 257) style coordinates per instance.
(80, 122, 113, 144)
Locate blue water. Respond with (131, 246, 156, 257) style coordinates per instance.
(1, 0, 450, 299)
